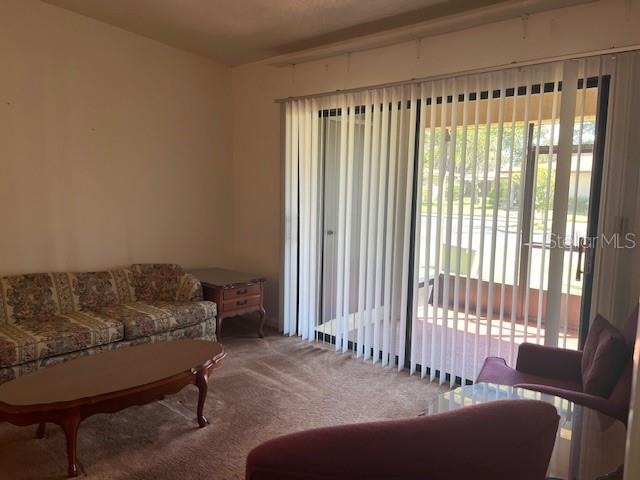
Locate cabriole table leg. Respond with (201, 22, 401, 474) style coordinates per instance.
(60, 413, 81, 477)
(195, 369, 209, 428)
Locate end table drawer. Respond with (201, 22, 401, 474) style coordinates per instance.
(222, 295, 261, 312)
(223, 284, 261, 300)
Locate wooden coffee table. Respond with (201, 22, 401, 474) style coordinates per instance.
(0, 340, 225, 477)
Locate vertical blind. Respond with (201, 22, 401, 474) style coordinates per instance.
(409, 60, 602, 386)
(284, 88, 418, 368)
(284, 54, 616, 384)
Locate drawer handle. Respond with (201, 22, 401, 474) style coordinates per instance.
(236, 299, 248, 306)
(237, 289, 248, 295)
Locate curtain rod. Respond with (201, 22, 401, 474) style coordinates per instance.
(274, 44, 640, 103)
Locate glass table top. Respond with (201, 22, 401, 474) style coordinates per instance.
(425, 383, 626, 480)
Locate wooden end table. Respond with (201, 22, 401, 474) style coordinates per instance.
(189, 268, 266, 339)
(0, 340, 225, 477)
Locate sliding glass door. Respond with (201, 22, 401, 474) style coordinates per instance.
(283, 57, 610, 386)
(315, 93, 417, 366)
(519, 80, 602, 352)
(318, 108, 366, 348)
(409, 61, 609, 385)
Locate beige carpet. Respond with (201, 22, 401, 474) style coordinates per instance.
(0, 319, 448, 480)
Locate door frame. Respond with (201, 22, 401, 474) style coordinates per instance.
(579, 75, 611, 347)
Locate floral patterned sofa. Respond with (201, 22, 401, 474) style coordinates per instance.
(0, 264, 216, 383)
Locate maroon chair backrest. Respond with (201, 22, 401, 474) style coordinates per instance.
(608, 304, 639, 421)
(622, 304, 639, 346)
(246, 400, 559, 480)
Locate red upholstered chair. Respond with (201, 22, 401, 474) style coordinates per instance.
(245, 400, 559, 480)
(476, 306, 638, 423)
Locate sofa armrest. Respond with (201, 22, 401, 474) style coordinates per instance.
(176, 273, 204, 302)
(516, 343, 583, 382)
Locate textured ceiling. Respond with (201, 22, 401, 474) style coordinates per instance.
(42, 0, 510, 65)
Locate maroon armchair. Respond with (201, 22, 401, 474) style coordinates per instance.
(477, 306, 638, 423)
(246, 400, 559, 480)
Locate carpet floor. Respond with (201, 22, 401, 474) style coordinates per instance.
(0, 319, 448, 480)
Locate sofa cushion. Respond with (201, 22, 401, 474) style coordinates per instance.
(0, 270, 135, 325)
(65, 270, 134, 310)
(0, 311, 124, 368)
(0, 273, 65, 324)
(128, 264, 186, 302)
(95, 301, 216, 340)
(581, 314, 629, 397)
(0, 317, 216, 384)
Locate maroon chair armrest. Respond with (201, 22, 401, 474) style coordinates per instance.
(515, 383, 626, 421)
(516, 343, 583, 381)
(246, 400, 559, 480)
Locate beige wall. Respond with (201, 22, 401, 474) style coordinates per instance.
(230, 0, 640, 327)
(0, 0, 233, 275)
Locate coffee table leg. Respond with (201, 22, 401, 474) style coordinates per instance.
(36, 422, 46, 439)
(61, 414, 81, 477)
(258, 307, 266, 338)
(195, 370, 208, 428)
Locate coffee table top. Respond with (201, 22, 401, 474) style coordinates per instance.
(188, 268, 264, 288)
(0, 340, 224, 407)
(426, 382, 626, 480)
